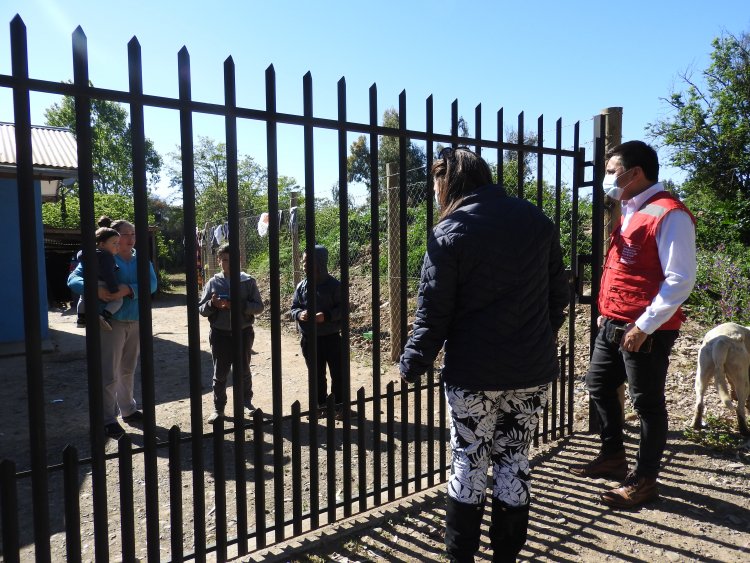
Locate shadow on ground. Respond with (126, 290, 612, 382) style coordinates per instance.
(247, 433, 750, 563)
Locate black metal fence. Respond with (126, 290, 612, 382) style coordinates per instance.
(0, 14, 604, 562)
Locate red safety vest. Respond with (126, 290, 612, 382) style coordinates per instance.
(598, 191, 695, 330)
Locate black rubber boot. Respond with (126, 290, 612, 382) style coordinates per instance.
(445, 497, 485, 563)
(489, 499, 530, 563)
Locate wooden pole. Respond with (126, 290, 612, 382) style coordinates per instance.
(291, 191, 301, 288)
(602, 106, 623, 262)
(386, 163, 401, 362)
(600, 107, 627, 421)
(239, 216, 247, 271)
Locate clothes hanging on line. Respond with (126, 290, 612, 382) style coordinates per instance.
(257, 212, 270, 237)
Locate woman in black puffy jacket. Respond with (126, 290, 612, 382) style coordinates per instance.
(400, 147, 568, 563)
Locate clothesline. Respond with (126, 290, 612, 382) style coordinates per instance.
(198, 206, 300, 249)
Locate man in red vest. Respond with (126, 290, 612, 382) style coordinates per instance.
(570, 141, 696, 508)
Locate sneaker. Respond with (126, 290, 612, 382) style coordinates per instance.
(104, 422, 125, 439)
(569, 450, 628, 481)
(122, 410, 144, 424)
(244, 403, 257, 417)
(601, 472, 658, 508)
(207, 410, 224, 424)
(99, 314, 113, 332)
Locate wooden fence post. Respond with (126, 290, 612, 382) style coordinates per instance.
(387, 163, 401, 362)
(291, 191, 301, 288)
(601, 107, 626, 421)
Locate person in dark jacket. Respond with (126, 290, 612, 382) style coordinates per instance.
(199, 243, 264, 423)
(291, 244, 343, 414)
(400, 147, 568, 563)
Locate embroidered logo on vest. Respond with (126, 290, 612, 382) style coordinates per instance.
(620, 242, 641, 265)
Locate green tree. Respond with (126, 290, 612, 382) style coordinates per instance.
(648, 32, 750, 242)
(42, 192, 135, 229)
(44, 87, 162, 195)
(434, 115, 472, 156)
(347, 108, 427, 203)
(167, 136, 298, 226)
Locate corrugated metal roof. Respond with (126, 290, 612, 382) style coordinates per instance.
(0, 122, 78, 171)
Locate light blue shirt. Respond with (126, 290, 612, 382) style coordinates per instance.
(67, 249, 157, 321)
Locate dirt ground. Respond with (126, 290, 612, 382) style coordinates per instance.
(254, 314, 750, 563)
(1, 292, 749, 562)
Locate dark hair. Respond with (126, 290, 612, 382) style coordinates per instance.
(217, 242, 231, 257)
(606, 140, 659, 182)
(110, 219, 134, 234)
(97, 215, 112, 228)
(431, 147, 493, 221)
(95, 227, 120, 244)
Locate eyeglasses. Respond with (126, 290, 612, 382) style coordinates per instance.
(437, 145, 475, 161)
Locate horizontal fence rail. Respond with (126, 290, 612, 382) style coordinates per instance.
(0, 14, 597, 562)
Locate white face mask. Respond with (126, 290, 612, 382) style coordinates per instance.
(602, 174, 623, 200)
(602, 169, 633, 201)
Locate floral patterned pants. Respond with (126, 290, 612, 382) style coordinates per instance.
(445, 383, 549, 507)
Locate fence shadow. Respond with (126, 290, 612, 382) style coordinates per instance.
(279, 433, 750, 562)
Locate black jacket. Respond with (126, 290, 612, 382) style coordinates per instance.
(291, 246, 342, 337)
(399, 184, 568, 390)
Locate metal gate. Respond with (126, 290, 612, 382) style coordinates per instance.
(0, 14, 604, 562)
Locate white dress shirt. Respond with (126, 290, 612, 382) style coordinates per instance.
(620, 182, 696, 334)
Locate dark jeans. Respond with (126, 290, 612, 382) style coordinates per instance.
(585, 318, 678, 478)
(300, 333, 342, 406)
(209, 326, 254, 410)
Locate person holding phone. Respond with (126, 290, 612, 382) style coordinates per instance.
(570, 141, 696, 509)
(199, 243, 264, 423)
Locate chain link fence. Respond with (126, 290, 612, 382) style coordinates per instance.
(196, 150, 591, 363)
(197, 165, 435, 361)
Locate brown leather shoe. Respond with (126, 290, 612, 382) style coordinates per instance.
(569, 450, 627, 481)
(601, 472, 658, 508)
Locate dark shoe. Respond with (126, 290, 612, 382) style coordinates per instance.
(99, 314, 113, 331)
(569, 450, 627, 481)
(490, 499, 529, 563)
(122, 410, 144, 424)
(333, 406, 358, 421)
(445, 497, 484, 562)
(104, 422, 125, 439)
(76, 314, 86, 327)
(601, 472, 658, 508)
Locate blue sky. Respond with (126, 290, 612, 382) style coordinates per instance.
(1, 0, 748, 204)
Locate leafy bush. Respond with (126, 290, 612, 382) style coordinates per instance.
(688, 242, 750, 325)
(289, 201, 431, 293)
(42, 192, 136, 228)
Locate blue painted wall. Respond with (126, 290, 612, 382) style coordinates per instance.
(0, 177, 49, 343)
